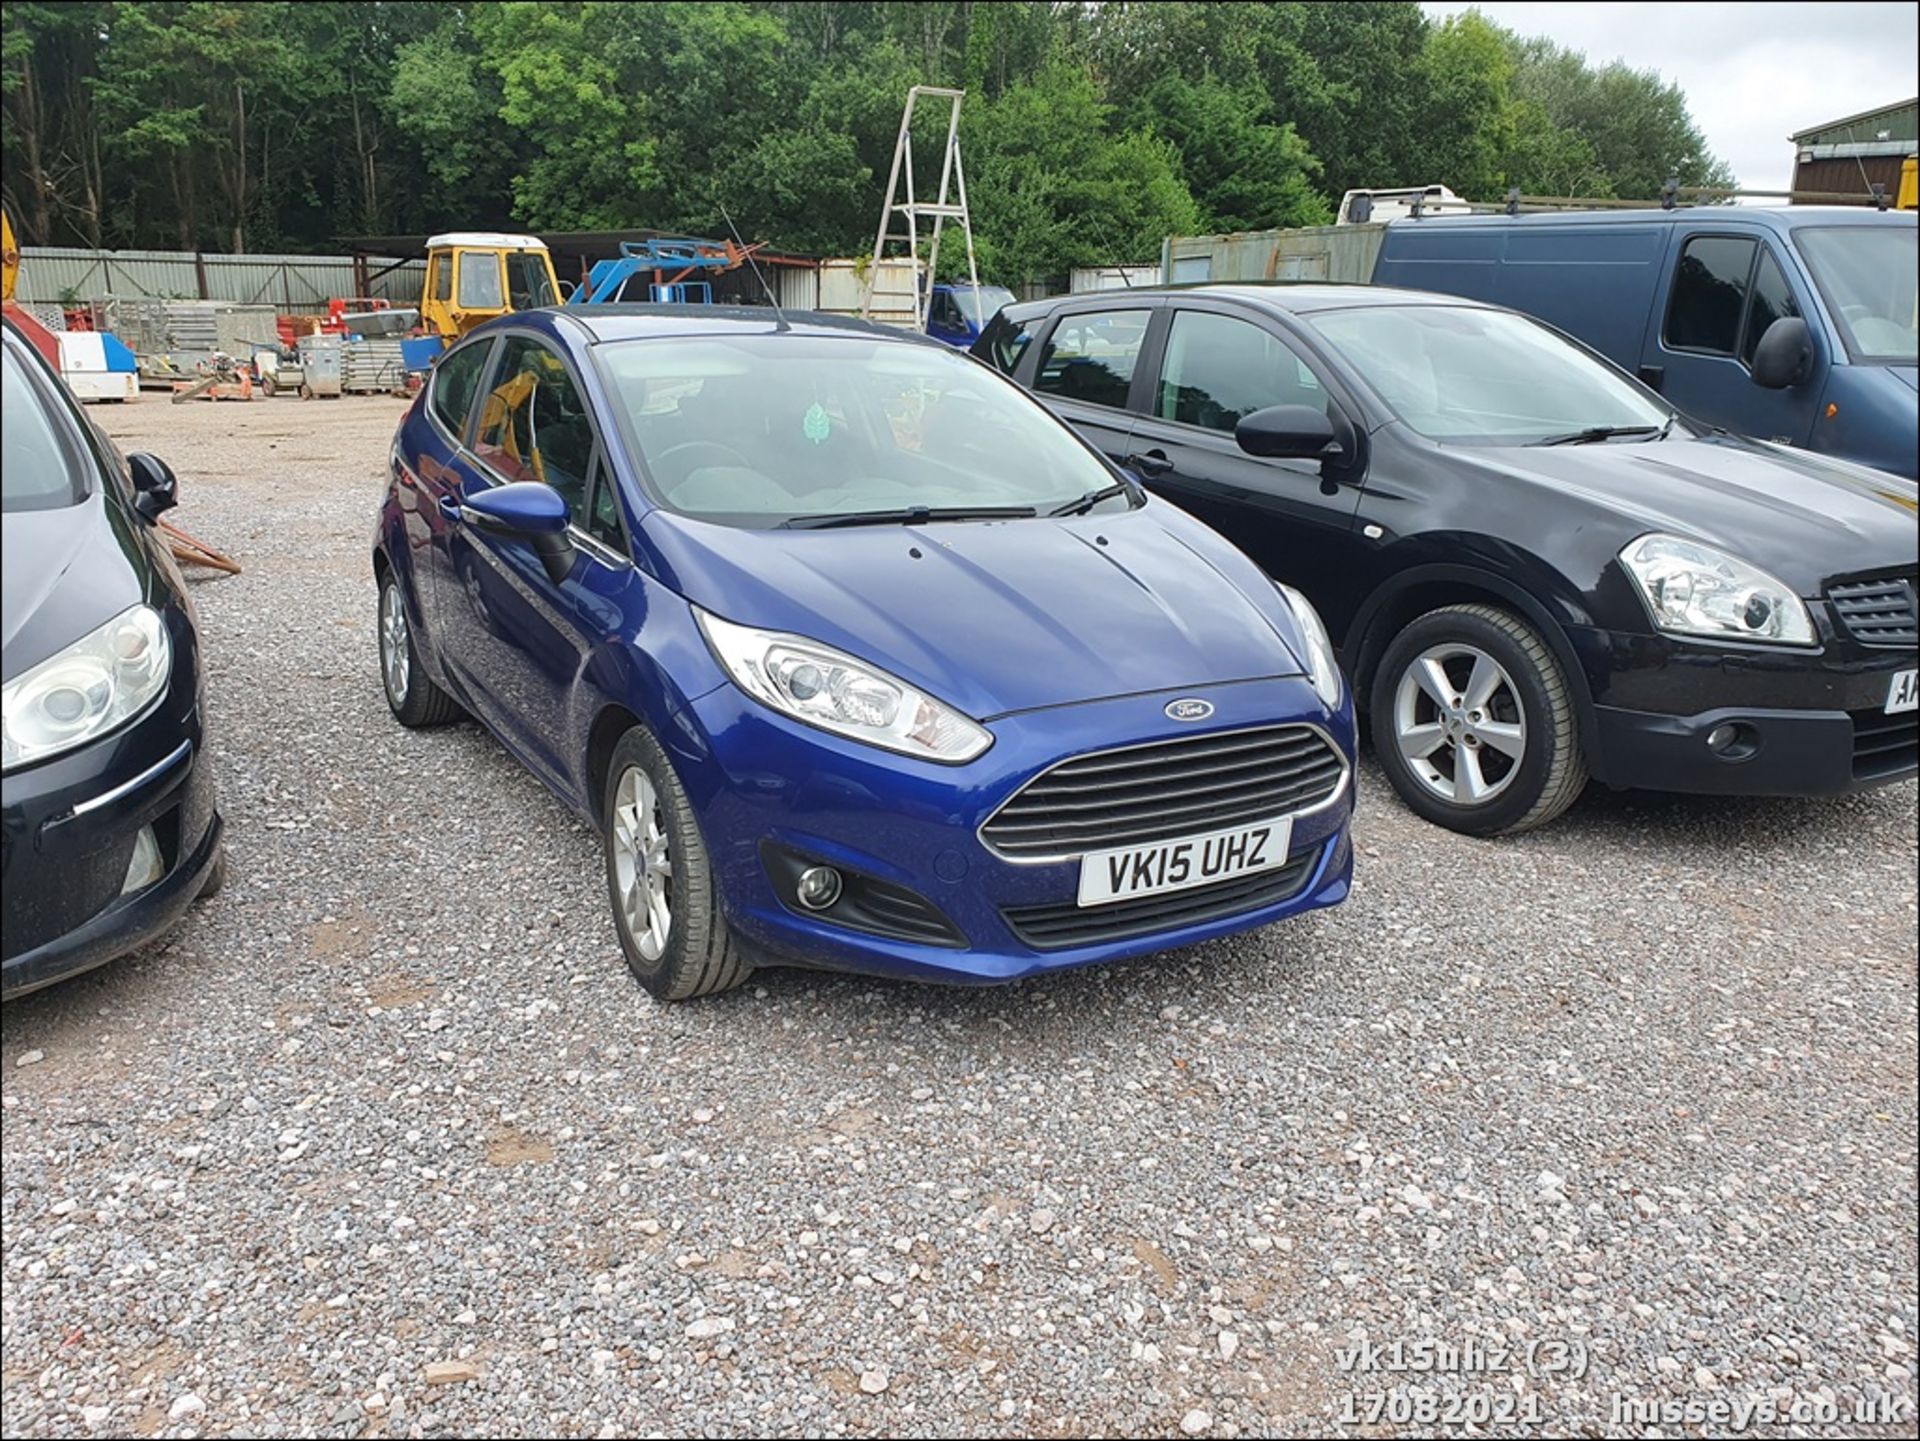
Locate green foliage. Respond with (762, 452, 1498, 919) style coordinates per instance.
(2, 1, 1741, 278)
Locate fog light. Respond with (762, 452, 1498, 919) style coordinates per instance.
(1706, 724, 1739, 753)
(121, 825, 164, 894)
(795, 865, 843, 911)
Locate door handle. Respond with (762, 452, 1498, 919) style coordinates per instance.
(438, 496, 465, 523)
(1125, 449, 1174, 477)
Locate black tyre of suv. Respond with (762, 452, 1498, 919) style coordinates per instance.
(1370, 603, 1588, 836)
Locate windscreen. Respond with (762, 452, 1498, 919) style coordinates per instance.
(1796, 225, 1918, 362)
(597, 333, 1117, 527)
(954, 286, 1016, 327)
(1307, 305, 1671, 444)
(2, 344, 85, 512)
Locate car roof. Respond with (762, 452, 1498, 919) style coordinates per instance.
(544, 304, 927, 345)
(1004, 283, 1497, 319)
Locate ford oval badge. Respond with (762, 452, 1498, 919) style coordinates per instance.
(1165, 698, 1214, 722)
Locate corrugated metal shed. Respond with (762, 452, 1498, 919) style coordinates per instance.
(1161, 223, 1386, 286)
(1790, 98, 1918, 150)
(16, 247, 426, 313)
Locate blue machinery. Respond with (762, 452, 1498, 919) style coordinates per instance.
(567, 237, 762, 306)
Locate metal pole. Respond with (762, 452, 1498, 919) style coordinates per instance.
(925, 91, 960, 313)
(864, 93, 915, 321)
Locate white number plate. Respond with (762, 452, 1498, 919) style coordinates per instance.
(1077, 815, 1293, 908)
(1888, 669, 1919, 715)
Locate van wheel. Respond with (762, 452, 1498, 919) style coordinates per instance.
(1370, 603, 1587, 836)
(602, 726, 750, 1001)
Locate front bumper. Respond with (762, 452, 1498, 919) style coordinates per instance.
(669, 676, 1356, 983)
(1570, 624, 1917, 795)
(2, 696, 221, 1001)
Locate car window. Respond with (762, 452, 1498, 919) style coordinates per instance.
(976, 311, 1037, 375)
(431, 254, 452, 303)
(1309, 304, 1670, 445)
(587, 455, 626, 552)
(457, 250, 504, 310)
(597, 333, 1117, 528)
(930, 290, 963, 330)
(1157, 310, 1329, 433)
(429, 340, 491, 442)
(472, 337, 595, 519)
(1033, 309, 1150, 410)
(1739, 250, 1800, 368)
(1665, 236, 1756, 355)
(2, 342, 86, 512)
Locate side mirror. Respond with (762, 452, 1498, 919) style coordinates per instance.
(1750, 315, 1813, 390)
(1235, 404, 1341, 461)
(126, 452, 178, 523)
(462, 481, 575, 584)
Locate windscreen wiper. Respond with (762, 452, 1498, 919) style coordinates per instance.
(779, 505, 1038, 530)
(1048, 480, 1135, 517)
(1530, 424, 1664, 447)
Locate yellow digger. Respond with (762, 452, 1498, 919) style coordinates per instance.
(419, 232, 563, 344)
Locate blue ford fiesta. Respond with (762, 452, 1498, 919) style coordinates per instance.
(373, 306, 1355, 999)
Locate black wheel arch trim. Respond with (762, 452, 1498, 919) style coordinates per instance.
(1344, 562, 1600, 745)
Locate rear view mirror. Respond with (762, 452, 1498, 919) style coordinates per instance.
(1235, 405, 1340, 461)
(1750, 316, 1813, 390)
(126, 452, 178, 523)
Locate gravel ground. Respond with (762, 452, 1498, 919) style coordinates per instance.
(2, 395, 1916, 1440)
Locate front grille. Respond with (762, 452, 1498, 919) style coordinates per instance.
(980, 725, 1347, 862)
(1852, 706, 1919, 782)
(1828, 573, 1918, 648)
(1003, 843, 1324, 950)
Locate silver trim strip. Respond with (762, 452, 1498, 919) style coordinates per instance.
(70, 739, 191, 818)
(977, 720, 1351, 866)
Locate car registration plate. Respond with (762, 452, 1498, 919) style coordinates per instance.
(1077, 815, 1293, 908)
(1888, 669, 1919, 715)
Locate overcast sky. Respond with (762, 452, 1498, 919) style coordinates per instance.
(1420, 2, 1919, 197)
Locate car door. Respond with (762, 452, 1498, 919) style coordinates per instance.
(409, 334, 495, 660)
(1123, 300, 1369, 612)
(1646, 231, 1824, 445)
(433, 333, 624, 796)
(1024, 300, 1159, 463)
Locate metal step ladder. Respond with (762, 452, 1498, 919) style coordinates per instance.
(863, 86, 980, 330)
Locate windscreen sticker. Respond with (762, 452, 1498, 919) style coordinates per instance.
(802, 402, 832, 444)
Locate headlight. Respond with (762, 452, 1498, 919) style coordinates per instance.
(2, 605, 172, 771)
(696, 610, 992, 764)
(1619, 534, 1815, 647)
(1276, 583, 1343, 708)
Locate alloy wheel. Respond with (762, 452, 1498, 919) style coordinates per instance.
(380, 584, 410, 705)
(1392, 642, 1528, 806)
(611, 765, 673, 961)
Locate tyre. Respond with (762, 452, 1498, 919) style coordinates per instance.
(602, 725, 749, 1001)
(1370, 603, 1587, 836)
(299, 383, 313, 400)
(377, 569, 461, 728)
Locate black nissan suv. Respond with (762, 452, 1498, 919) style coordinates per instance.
(979, 285, 1918, 835)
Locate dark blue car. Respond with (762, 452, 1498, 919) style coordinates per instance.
(372, 306, 1354, 999)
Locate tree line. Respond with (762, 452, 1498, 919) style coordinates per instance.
(2, 1, 1735, 283)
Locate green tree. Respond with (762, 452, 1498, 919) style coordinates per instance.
(1418, 12, 1515, 202)
(1132, 74, 1330, 231)
(1507, 34, 1736, 200)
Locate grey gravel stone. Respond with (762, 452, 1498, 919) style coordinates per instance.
(0, 397, 1913, 1438)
